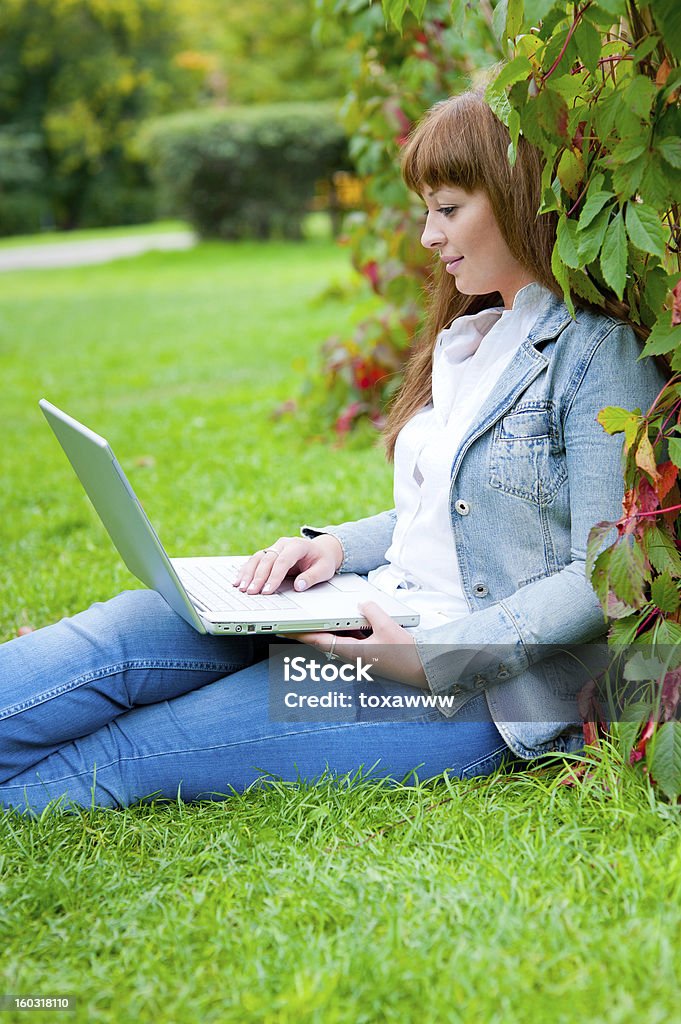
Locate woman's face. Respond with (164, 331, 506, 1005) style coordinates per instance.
(420, 185, 534, 309)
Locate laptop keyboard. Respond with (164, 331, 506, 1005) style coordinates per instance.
(175, 562, 298, 611)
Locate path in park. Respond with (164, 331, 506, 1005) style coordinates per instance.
(0, 230, 196, 272)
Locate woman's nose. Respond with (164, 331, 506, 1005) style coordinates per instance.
(421, 212, 445, 251)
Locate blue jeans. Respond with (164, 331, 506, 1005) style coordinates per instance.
(0, 590, 516, 814)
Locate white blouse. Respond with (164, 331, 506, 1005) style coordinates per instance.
(368, 282, 553, 629)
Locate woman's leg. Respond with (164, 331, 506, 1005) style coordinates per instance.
(0, 589, 265, 786)
(1, 627, 514, 813)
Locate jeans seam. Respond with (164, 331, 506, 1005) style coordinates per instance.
(0, 659, 247, 719)
(3, 720, 406, 788)
(460, 742, 509, 775)
(4, 726, 512, 791)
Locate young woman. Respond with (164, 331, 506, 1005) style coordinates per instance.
(0, 91, 665, 813)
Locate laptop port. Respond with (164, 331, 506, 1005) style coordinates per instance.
(247, 624, 255, 632)
(261, 625, 273, 631)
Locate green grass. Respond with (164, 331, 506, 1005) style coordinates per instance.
(1, 236, 679, 1024)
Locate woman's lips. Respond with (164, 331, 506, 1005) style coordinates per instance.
(444, 257, 464, 274)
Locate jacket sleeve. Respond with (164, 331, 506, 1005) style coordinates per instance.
(411, 322, 667, 701)
(300, 509, 397, 575)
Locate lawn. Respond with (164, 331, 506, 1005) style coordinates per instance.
(0, 236, 679, 1024)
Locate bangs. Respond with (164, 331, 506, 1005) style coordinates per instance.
(401, 93, 497, 196)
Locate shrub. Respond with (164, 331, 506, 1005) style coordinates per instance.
(0, 129, 51, 235)
(138, 103, 350, 239)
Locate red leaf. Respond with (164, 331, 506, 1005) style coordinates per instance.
(630, 717, 657, 763)
(661, 668, 681, 722)
(656, 58, 671, 87)
(638, 476, 661, 514)
(334, 401, 364, 435)
(656, 461, 678, 502)
(361, 261, 381, 294)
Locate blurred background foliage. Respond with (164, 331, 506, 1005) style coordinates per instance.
(0, 0, 348, 234)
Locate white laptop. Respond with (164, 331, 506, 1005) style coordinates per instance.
(39, 400, 420, 636)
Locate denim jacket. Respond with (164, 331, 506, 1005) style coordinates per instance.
(303, 296, 666, 759)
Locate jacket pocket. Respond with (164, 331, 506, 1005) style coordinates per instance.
(489, 402, 566, 505)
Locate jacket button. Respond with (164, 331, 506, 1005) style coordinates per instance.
(454, 499, 470, 516)
(451, 685, 463, 696)
(474, 674, 486, 689)
(473, 583, 488, 597)
(497, 665, 510, 680)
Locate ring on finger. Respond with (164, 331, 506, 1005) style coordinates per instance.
(325, 636, 339, 662)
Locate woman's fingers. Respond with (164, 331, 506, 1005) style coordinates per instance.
(233, 541, 289, 592)
(287, 602, 427, 687)
(233, 535, 341, 596)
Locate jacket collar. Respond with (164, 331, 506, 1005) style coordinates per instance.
(528, 292, 574, 347)
(448, 293, 572, 483)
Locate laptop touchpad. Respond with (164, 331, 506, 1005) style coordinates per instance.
(327, 574, 367, 591)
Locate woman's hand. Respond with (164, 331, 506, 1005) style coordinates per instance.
(289, 601, 429, 689)
(233, 534, 343, 595)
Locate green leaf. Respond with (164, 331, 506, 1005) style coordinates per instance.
(642, 524, 681, 576)
(642, 312, 680, 358)
(557, 215, 581, 268)
(587, 521, 616, 577)
(557, 148, 584, 198)
(622, 75, 657, 119)
(492, 54, 532, 92)
(383, 0, 408, 30)
(506, 0, 525, 40)
(652, 2, 681, 65)
(654, 619, 681, 647)
(596, 405, 641, 439)
(536, 87, 569, 140)
(625, 202, 667, 257)
(647, 722, 681, 800)
(578, 190, 613, 230)
(612, 135, 648, 164)
(639, 155, 676, 207)
(409, 0, 428, 16)
(591, 547, 612, 611)
(651, 570, 681, 614)
(641, 266, 677, 326)
(608, 536, 649, 608)
(593, 0, 626, 17)
(623, 651, 666, 681)
(577, 207, 611, 264)
(616, 716, 645, 764)
(600, 210, 627, 300)
(507, 108, 520, 165)
(551, 241, 575, 316)
(568, 267, 605, 305)
(609, 613, 643, 646)
(612, 156, 645, 200)
(668, 436, 681, 469)
(492, 0, 509, 43)
(574, 17, 601, 75)
(657, 136, 681, 169)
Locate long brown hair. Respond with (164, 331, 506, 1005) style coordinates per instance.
(383, 90, 650, 459)
(383, 90, 561, 459)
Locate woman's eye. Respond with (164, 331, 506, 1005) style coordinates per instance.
(438, 206, 457, 217)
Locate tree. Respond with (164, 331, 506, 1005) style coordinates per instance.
(174, 0, 348, 105)
(0, 0, 204, 230)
